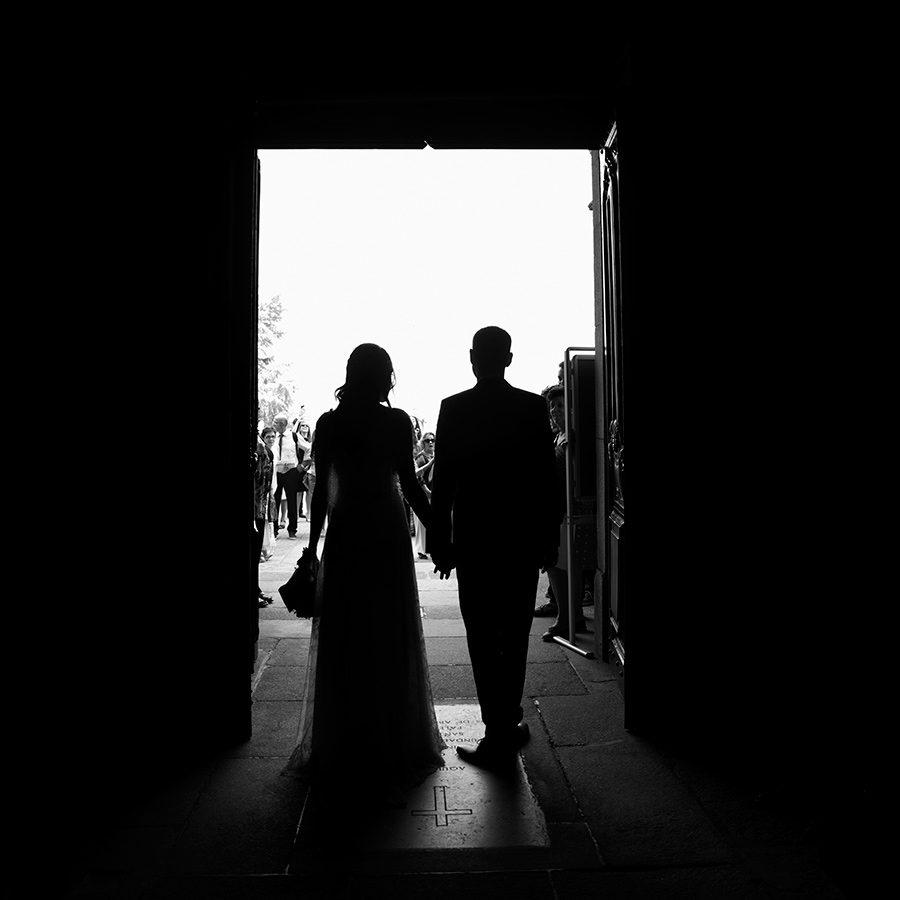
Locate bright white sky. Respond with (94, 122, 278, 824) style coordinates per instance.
(258, 148, 595, 432)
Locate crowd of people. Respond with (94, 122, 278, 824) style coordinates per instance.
(253, 355, 594, 634)
(253, 408, 437, 608)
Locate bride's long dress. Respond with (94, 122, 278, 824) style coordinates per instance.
(284, 402, 446, 789)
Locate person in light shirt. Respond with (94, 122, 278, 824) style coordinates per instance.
(413, 432, 435, 559)
(272, 413, 311, 539)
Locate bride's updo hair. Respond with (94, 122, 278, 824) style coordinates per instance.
(335, 343, 396, 405)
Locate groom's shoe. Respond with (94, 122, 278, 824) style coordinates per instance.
(512, 722, 530, 748)
(456, 738, 517, 770)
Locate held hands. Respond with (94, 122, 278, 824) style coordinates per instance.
(432, 548, 455, 580)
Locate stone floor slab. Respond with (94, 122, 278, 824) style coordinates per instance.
(556, 743, 734, 867)
(253, 665, 307, 702)
(258, 619, 310, 638)
(293, 705, 548, 857)
(226, 701, 301, 758)
(265, 638, 310, 666)
(170, 758, 306, 875)
(518, 704, 582, 822)
(419, 603, 463, 619)
(566, 649, 621, 684)
(526, 633, 573, 663)
(523, 661, 588, 697)
(421, 619, 470, 637)
(535, 684, 626, 745)
(429, 665, 477, 699)
(424, 636, 472, 665)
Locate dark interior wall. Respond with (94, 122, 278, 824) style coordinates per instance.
(614, 58, 871, 795)
(43, 83, 259, 878)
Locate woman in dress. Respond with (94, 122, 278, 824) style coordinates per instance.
(254, 425, 277, 604)
(412, 432, 436, 559)
(284, 344, 446, 795)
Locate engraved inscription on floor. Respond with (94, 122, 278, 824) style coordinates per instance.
(365, 703, 549, 850)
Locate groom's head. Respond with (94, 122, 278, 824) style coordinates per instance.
(470, 326, 513, 381)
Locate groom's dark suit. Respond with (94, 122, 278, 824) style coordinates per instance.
(431, 378, 560, 744)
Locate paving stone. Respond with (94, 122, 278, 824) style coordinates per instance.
(424, 636, 471, 665)
(416, 587, 462, 603)
(226, 701, 301, 758)
(556, 743, 734, 867)
(169, 823, 295, 876)
(186, 757, 305, 826)
(523, 661, 587, 697)
(526, 633, 573, 663)
(518, 703, 582, 822)
(170, 757, 306, 875)
(535, 683, 626, 745)
(420, 603, 462, 619)
(421, 618, 469, 637)
(429, 665, 477, 699)
(567, 649, 621, 684)
(259, 620, 310, 639)
(253, 666, 307, 702)
(266, 638, 310, 666)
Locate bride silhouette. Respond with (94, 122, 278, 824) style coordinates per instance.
(283, 343, 446, 794)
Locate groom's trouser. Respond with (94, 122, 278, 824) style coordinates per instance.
(456, 560, 538, 741)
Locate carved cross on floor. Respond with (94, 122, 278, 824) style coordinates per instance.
(411, 785, 473, 827)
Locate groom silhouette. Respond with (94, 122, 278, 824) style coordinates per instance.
(430, 326, 560, 767)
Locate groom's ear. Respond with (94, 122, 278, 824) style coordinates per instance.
(506, 352, 513, 367)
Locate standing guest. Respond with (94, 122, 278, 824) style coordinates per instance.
(410, 415, 424, 457)
(273, 413, 311, 540)
(535, 381, 561, 618)
(431, 326, 560, 768)
(303, 426, 316, 529)
(541, 384, 587, 641)
(254, 426, 277, 607)
(413, 432, 436, 559)
(295, 422, 312, 519)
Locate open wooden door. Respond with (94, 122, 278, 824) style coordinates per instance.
(592, 124, 626, 687)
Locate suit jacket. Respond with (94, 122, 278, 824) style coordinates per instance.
(430, 378, 561, 567)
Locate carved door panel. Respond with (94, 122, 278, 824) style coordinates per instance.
(593, 125, 626, 679)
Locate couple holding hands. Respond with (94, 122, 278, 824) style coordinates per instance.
(284, 327, 560, 800)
